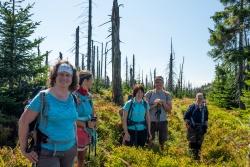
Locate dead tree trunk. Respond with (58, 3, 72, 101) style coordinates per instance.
(101, 42, 104, 79)
(87, 0, 92, 70)
(82, 54, 85, 70)
(96, 46, 99, 79)
(37, 44, 40, 57)
(98, 61, 101, 80)
(154, 68, 156, 83)
(145, 75, 148, 89)
(37, 45, 40, 67)
(236, 0, 245, 109)
(179, 57, 184, 93)
(59, 52, 63, 60)
(45, 51, 49, 66)
(75, 26, 80, 69)
(168, 38, 174, 92)
(130, 66, 133, 88)
(92, 45, 95, 78)
(111, 0, 123, 105)
(150, 69, 153, 88)
(104, 42, 108, 86)
(132, 54, 135, 86)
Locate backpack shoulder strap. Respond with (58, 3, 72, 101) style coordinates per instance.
(143, 100, 148, 120)
(143, 100, 148, 112)
(163, 90, 171, 101)
(190, 103, 196, 116)
(148, 90, 153, 102)
(37, 90, 47, 127)
(189, 103, 197, 126)
(127, 100, 134, 121)
(71, 93, 78, 106)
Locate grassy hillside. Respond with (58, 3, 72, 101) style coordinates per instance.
(0, 93, 249, 167)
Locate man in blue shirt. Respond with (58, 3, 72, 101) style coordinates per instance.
(184, 93, 208, 160)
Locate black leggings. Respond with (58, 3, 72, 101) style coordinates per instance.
(125, 129, 147, 147)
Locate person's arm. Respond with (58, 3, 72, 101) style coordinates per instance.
(205, 106, 208, 126)
(76, 120, 86, 128)
(145, 91, 157, 110)
(146, 110, 152, 140)
(184, 105, 193, 129)
(18, 109, 39, 163)
(162, 100, 172, 114)
(122, 110, 130, 141)
(201, 106, 209, 134)
(162, 92, 172, 114)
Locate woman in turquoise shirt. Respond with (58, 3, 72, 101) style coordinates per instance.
(122, 84, 152, 147)
(75, 70, 95, 167)
(19, 61, 78, 167)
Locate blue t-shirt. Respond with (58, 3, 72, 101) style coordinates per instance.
(75, 92, 93, 122)
(27, 90, 78, 151)
(123, 98, 149, 131)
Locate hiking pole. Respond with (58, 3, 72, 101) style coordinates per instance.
(94, 127, 97, 156)
(88, 143, 91, 161)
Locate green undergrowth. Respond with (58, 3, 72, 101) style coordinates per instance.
(0, 96, 249, 167)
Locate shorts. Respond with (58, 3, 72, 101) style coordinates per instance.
(77, 127, 90, 151)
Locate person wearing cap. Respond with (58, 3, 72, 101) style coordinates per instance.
(74, 70, 96, 167)
(184, 93, 208, 160)
(19, 60, 78, 167)
(145, 76, 172, 151)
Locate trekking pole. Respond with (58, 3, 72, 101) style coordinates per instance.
(94, 127, 97, 156)
(88, 144, 91, 161)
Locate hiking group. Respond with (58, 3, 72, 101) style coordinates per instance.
(18, 60, 209, 167)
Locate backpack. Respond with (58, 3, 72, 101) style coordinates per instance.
(118, 94, 133, 121)
(25, 90, 78, 153)
(26, 91, 47, 153)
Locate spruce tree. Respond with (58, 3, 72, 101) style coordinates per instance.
(208, 0, 250, 108)
(0, 0, 46, 115)
(0, 0, 45, 90)
(242, 61, 250, 109)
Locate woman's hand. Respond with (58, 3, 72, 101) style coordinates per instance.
(148, 133, 152, 141)
(87, 120, 96, 129)
(124, 132, 130, 142)
(22, 151, 38, 163)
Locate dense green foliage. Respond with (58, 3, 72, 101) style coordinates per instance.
(208, 0, 250, 109)
(208, 64, 237, 108)
(0, 0, 47, 146)
(242, 61, 250, 110)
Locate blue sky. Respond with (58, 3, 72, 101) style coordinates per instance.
(27, 0, 223, 87)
